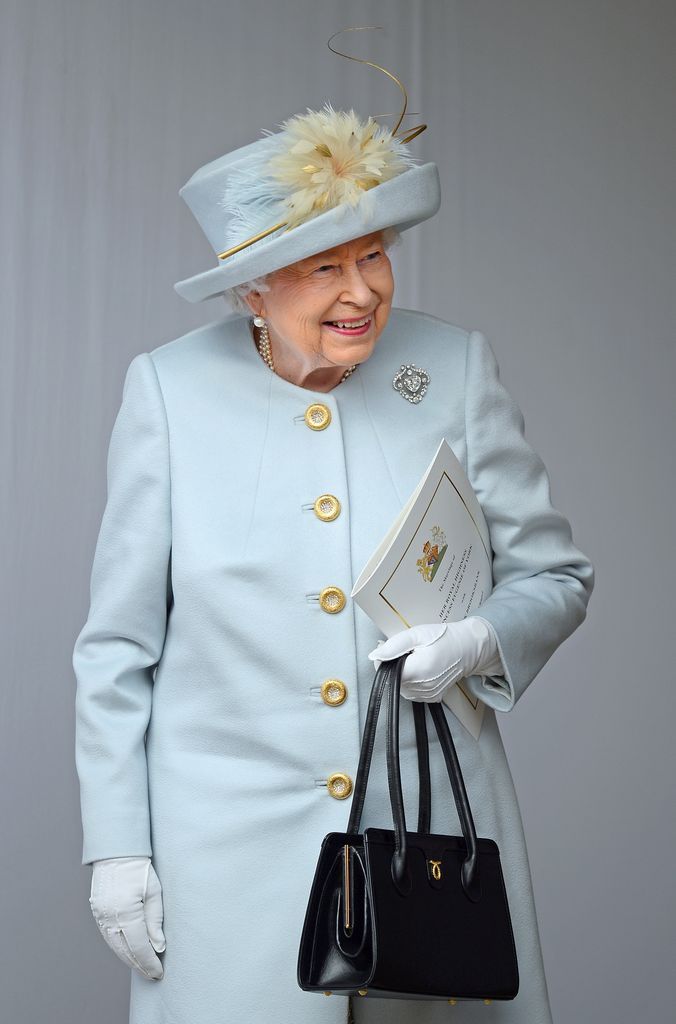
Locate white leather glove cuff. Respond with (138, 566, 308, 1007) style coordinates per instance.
(466, 616, 506, 678)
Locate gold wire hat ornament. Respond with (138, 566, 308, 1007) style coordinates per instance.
(326, 25, 428, 143)
(216, 26, 428, 262)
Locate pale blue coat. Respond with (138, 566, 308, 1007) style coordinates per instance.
(73, 308, 595, 1024)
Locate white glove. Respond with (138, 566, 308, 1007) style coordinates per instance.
(89, 856, 166, 980)
(367, 616, 504, 703)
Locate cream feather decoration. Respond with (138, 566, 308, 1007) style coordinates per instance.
(266, 103, 415, 230)
(215, 104, 417, 259)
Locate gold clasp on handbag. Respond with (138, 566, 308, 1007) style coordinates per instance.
(428, 859, 442, 881)
(343, 844, 351, 932)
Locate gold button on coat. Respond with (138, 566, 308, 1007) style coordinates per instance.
(319, 586, 346, 613)
(320, 679, 347, 705)
(304, 403, 331, 430)
(313, 494, 341, 521)
(327, 773, 353, 799)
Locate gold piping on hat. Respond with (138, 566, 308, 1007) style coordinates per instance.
(216, 221, 288, 259)
(216, 26, 427, 262)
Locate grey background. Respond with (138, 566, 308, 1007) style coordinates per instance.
(2, 1, 674, 1022)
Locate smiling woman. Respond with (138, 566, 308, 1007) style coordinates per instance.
(242, 230, 397, 392)
(73, 68, 594, 1024)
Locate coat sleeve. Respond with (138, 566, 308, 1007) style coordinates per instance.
(72, 352, 171, 865)
(461, 329, 595, 712)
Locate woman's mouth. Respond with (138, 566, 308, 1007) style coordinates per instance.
(323, 316, 373, 336)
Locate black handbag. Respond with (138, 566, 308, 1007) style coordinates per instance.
(296, 651, 519, 1003)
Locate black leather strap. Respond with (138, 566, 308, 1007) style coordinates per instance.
(386, 657, 411, 893)
(412, 700, 431, 833)
(347, 653, 480, 902)
(347, 654, 433, 838)
(386, 654, 481, 901)
(346, 657, 391, 835)
(427, 701, 480, 901)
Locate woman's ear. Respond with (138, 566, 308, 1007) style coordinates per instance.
(242, 291, 264, 318)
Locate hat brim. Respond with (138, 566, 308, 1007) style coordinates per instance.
(173, 162, 441, 303)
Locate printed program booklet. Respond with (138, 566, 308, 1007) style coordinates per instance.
(351, 438, 494, 739)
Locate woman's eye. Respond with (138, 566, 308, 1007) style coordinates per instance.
(314, 264, 335, 274)
(360, 251, 382, 263)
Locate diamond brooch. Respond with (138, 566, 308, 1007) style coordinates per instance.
(392, 363, 430, 403)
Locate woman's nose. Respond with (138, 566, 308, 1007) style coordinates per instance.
(339, 265, 373, 305)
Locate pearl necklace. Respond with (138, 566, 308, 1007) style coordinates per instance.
(253, 319, 358, 385)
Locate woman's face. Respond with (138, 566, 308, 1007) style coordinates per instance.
(244, 230, 395, 374)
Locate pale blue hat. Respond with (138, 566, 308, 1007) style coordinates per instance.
(173, 105, 441, 303)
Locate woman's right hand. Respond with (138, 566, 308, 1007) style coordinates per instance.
(89, 856, 166, 980)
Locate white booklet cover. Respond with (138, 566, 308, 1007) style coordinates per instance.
(351, 438, 494, 739)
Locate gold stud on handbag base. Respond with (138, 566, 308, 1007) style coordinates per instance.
(446, 998, 493, 1005)
(325, 992, 492, 1003)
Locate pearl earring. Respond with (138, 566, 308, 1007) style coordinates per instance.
(253, 315, 266, 327)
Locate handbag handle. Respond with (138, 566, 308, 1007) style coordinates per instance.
(347, 654, 480, 902)
(387, 653, 480, 901)
(346, 651, 433, 837)
(412, 699, 431, 833)
(346, 655, 396, 836)
(346, 651, 430, 835)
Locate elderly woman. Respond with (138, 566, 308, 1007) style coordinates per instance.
(73, 102, 594, 1024)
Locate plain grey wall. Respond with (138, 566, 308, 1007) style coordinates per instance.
(2, 1, 674, 1022)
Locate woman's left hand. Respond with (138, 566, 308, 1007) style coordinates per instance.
(367, 617, 500, 703)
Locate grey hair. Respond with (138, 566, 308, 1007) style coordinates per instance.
(223, 274, 272, 316)
(221, 225, 402, 316)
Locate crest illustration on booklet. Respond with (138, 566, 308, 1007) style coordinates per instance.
(351, 438, 494, 739)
